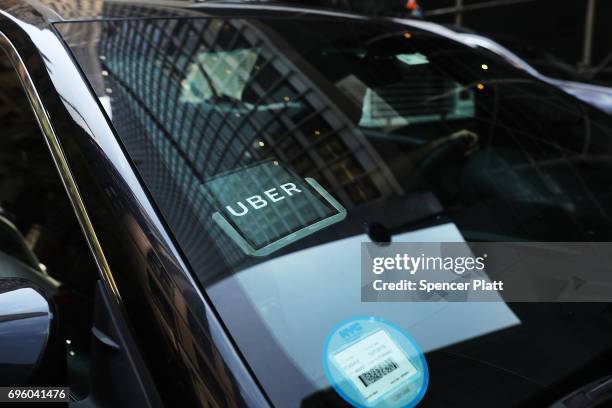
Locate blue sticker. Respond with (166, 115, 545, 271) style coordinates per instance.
(323, 317, 428, 408)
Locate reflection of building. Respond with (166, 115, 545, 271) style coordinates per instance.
(39, 1, 107, 97)
(101, 18, 401, 202)
(37, 0, 103, 20)
(88, 16, 404, 275)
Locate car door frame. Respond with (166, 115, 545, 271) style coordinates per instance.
(0, 5, 269, 407)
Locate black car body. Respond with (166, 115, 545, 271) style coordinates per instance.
(1, 1, 612, 407)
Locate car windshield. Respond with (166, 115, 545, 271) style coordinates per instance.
(59, 14, 612, 407)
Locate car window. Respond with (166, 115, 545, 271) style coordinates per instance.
(0, 50, 101, 397)
(58, 16, 612, 407)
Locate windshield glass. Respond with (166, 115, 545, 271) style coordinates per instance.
(59, 15, 612, 407)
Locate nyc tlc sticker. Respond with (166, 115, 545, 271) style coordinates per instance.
(323, 317, 428, 408)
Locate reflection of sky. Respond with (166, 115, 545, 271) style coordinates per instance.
(0, 316, 48, 365)
(0, 288, 49, 365)
(210, 223, 520, 386)
(0, 288, 48, 316)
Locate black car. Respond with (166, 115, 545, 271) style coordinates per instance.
(1, 1, 612, 407)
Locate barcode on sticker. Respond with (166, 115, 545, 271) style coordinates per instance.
(358, 358, 399, 387)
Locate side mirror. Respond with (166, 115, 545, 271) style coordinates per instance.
(0, 278, 53, 385)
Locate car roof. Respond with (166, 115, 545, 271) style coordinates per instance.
(2, 0, 373, 28)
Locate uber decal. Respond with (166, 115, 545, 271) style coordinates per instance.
(224, 182, 303, 217)
(205, 161, 346, 256)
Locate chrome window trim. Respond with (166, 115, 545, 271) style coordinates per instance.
(0, 29, 120, 298)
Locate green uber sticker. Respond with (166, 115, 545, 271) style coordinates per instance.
(206, 161, 347, 256)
